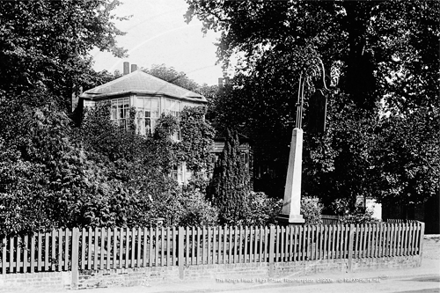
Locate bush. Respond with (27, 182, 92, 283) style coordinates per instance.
(329, 198, 380, 224)
(300, 197, 323, 225)
(178, 188, 219, 227)
(245, 192, 282, 226)
(340, 208, 380, 224)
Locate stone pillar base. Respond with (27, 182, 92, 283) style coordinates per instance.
(277, 214, 305, 225)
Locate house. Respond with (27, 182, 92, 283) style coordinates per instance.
(80, 63, 207, 135)
(78, 62, 207, 184)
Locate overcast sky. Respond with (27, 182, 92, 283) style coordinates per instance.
(90, 0, 223, 86)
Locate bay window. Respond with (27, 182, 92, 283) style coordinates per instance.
(136, 97, 159, 135)
(110, 98, 130, 130)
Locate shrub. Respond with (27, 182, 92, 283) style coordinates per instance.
(340, 208, 380, 224)
(329, 198, 380, 224)
(178, 188, 219, 227)
(300, 197, 323, 225)
(245, 192, 282, 226)
(207, 129, 251, 224)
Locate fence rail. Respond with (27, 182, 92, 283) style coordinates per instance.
(386, 219, 420, 224)
(0, 222, 425, 275)
(321, 215, 343, 225)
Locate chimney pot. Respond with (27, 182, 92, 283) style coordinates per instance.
(123, 62, 130, 75)
(131, 64, 138, 73)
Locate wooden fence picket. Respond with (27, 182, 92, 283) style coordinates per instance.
(380, 224, 385, 257)
(149, 227, 153, 267)
(2, 237, 6, 274)
(389, 223, 394, 256)
(0, 222, 426, 276)
(385, 223, 390, 257)
(405, 224, 410, 255)
(222, 226, 226, 264)
(365, 224, 376, 257)
(402, 223, 408, 255)
(413, 223, 418, 255)
(375, 224, 379, 258)
(65, 229, 70, 271)
(411, 223, 417, 255)
(285, 226, 289, 261)
(367, 224, 372, 258)
(407, 223, 413, 255)
(344, 225, 349, 259)
(348, 224, 354, 271)
(71, 228, 79, 290)
(57, 229, 62, 272)
(212, 226, 215, 265)
(219, 226, 223, 264)
(178, 227, 184, 279)
(287, 226, 293, 261)
(397, 224, 402, 256)
(323, 225, 328, 260)
(250, 226, 254, 263)
(44, 232, 49, 271)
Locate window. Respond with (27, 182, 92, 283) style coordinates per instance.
(169, 110, 180, 119)
(171, 163, 185, 185)
(164, 99, 183, 140)
(135, 97, 159, 135)
(164, 99, 181, 117)
(110, 98, 130, 130)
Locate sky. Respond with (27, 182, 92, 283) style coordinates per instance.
(90, 0, 223, 86)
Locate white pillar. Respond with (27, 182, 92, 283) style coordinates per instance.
(278, 128, 305, 224)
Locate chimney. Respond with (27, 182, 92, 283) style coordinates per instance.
(131, 64, 138, 73)
(218, 77, 224, 88)
(123, 61, 130, 75)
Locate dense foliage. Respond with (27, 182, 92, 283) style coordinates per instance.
(2, 0, 438, 233)
(0, 94, 217, 234)
(246, 192, 282, 226)
(144, 64, 200, 93)
(144, 64, 220, 101)
(0, 0, 288, 234)
(0, 0, 127, 112)
(300, 197, 324, 225)
(186, 0, 440, 214)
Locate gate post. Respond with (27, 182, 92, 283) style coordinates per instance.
(347, 224, 355, 272)
(268, 225, 275, 277)
(418, 222, 425, 266)
(71, 228, 79, 290)
(178, 227, 184, 279)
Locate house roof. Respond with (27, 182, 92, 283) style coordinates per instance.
(80, 70, 206, 103)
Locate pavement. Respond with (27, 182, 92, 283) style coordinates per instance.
(58, 235, 440, 293)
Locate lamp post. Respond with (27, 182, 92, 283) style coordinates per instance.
(277, 73, 306, 225)
(277, 58, 328, 225)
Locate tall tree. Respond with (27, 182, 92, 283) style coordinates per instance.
(0, 0, 127, 111)
(0, 0, 131, 233)
(207, 129, 250, 224)
(144, 64, 200, 93)
(185, 0, 440, 208)
(185, 0, 438, 110)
